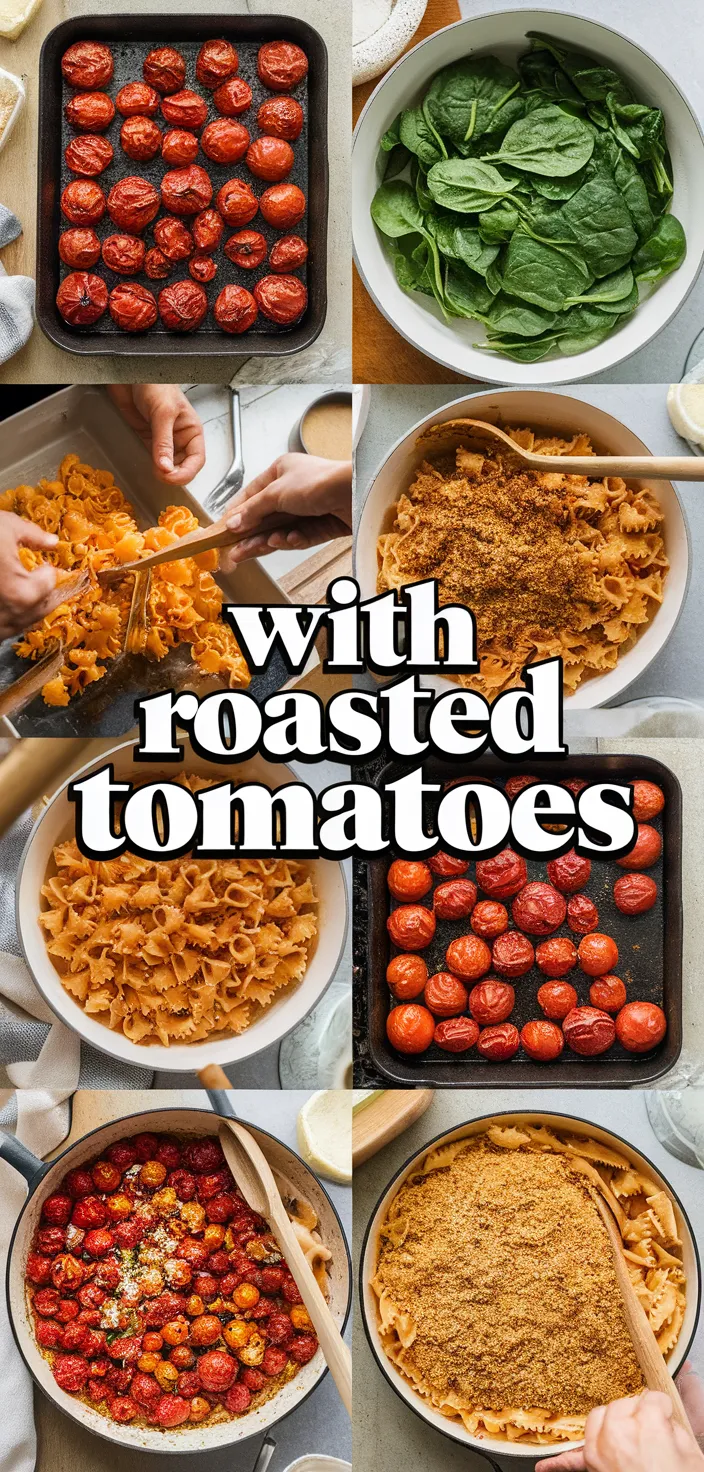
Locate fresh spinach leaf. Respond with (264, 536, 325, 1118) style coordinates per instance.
(632, 214, 687, 282)
(564, 265, 635, 308)
(426, 211, 501, 278)
(425, 56, 521, 145)
(480, 331, 560, 361)
(399, 104, 445, 167)
(483, 104, 595, 177)
(484, 292, 559, 336)
(559, 170, 638, 276)
(380, 116, 402, 151)
(444, 259, 496, 318)
(371, 180, 425, 238)
(427, 157, 519, 213)
(501, 231, 592, 310)
(526, 34, 633, 105)
(477, 203, 520, 243)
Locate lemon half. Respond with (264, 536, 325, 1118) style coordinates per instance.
(667, 383, 704, 449)
(297, 1090, 352, 1184)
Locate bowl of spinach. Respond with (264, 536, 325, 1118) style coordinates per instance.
(352, 10, 704, 383)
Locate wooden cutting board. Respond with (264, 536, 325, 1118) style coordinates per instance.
(353, 0, 477, 386)
(353, 1089, 434, 1166)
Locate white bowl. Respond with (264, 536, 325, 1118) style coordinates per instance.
(16, 740, 348, 1074)
(353, 0, 429, 87)
(352, 8, 704, 384)
(360, 1109, 701, 1461)
(355, 388, 690, 709)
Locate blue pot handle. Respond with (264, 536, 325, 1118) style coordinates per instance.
(206, 1089, 237, 1119)
(0, 1131, 49, 1187)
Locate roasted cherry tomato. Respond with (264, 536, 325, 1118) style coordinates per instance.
(161, 91, 209, 130)
(102, 234, 146, 275)
(53, 1356, 90, 1393)
(257, 96, 304, 140)
(162, 128, 199, 165)
(109, 281, 158, 332)
(434, 1016, 479, 1053)
(577, 932, 619, 977)
(615, 1000, 667, 1052)
(387, 904, 436, 951)
(428, 851, 468, 877)
(154, 215, 195, 261)
(59, 227, 101, 268)
(214, 78, 253, 116)
(537, 980, 578, 1021)
(468, 978, 514, 1025)
(386, 1004, 435, 1054)
(512, 882, 566, 935)
(213, 283, 258, 332)
(56, 272, 108, 325)
(193, 209, 224, 251)
(567, 893, 599, 934)
(161, 165, 213, 216)
(217, 178, 259, 226)
(144, 247, 172, 279)
(246, 136, 294, 181)
(476, 1022, 520, 1061)
(189, 253, 217, 282)
(445, 933, 491, 981)
(470, 900, 508, 939)
(225, 229, 268, 269)
(62, 41, 114, 89)
(66, 91, 115, 132)
(120, 116, 162, 161)
(254, 274, 307, 324)
(475, 847, 527, 900)
(64, 134, 113, 176)
(386, 953, 427, 1001)
(61, 180, 106, 226)
(491, 930, 534, 978)
(143, 47, 186, 95)
(616, 824, 662, 870)
(546, 850, 592, 894)
(562, 1006, 616, 1056)
(115, 81, 160, 117)
(270, 234, 308, 272)
(158, 280, 208, 331)
(521, 1019, 564, 1061)
(257, 41, 309, 92)
(259, 183, 306, 229)
(504, 775, 539, 799)
(423, 971, 468, 1018)
(196, 39, 239, 88)
(535, 936, 577, 978)
(589, 974, 627, 1013)
(433, 878, 477, 919)
(201, 118, 250, 164)
(197, 1349, 236, 1391)
(631, 780, 665, 822)
(107, 176, 160, 232)
(386, 859, 432, 902)
(613, 872, 658, 915)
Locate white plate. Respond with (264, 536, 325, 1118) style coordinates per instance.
(355, 388, 690, 708)
(353, 8, 704, 384)
(16, 741, 348, 1074)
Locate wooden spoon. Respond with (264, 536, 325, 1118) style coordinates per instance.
(96, 510, 295, 587)
(417, 417, 704, 480)
(218, 1122, 352, 1417)
(595, 1195, 694, 1435)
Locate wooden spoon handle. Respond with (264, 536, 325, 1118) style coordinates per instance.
(197, 1064, 231, 1089)
(526, 454, 704, 480)
(267, 1190, 352, 1416)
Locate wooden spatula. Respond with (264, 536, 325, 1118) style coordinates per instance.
(418, 417, 704, 480)
(218, 1121, 352, 1417)
(595, 1195, 693, 1435)
(96, 510, 294, 587)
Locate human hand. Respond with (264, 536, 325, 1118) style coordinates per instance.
(537, 1391, 704, 1472)
(0, 511, 58, 640)
(220, 452, 352, 569)
(107, 385, 206, 485)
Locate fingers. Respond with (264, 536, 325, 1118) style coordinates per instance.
(149, 403, 176, 478)
(4, 512, 58, 551)
(535, 1452, 586, 1471)
(676, 1363, 704, 1441)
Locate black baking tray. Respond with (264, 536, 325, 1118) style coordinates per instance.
(364, 754, 682, 1087)
(36, 13, 328, 357)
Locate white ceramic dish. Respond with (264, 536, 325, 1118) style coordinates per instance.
(16, 740, 349, 1074)
(283, 1458, 351, 1472)
(353, 0, 429, 87)
(352, 8, 704, 384)
(360, 1109, 701, 1462)
(355, 388, 690, 709)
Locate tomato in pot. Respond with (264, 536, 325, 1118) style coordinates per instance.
(102, 234, 146, 275)
(423, 971, 468, 1018)
(213, 284, 258, 333)
(546, 849, 591, 894)
(535, 936, 577, 978)
(201, 118, 250, 164)
(254, 274, 307, 324)
(521, 1019, 564, 1061)
(225, 229, 268, 269)
(386, 859, 432, 902)
(387, 904, 436, 951)
(246, 136, 295, 182)
(631, 780, 665, 822)
(161, 91, 209, 130)
(504, 775, 539, 799)
(107, 177, 160, 232)
(445, 933, 491, 981)
(613, 872, 658, 915)
(64, 134, 113, 177)
(511, 881, 566, 935)
(491, 930, 534, 978)
(189, 254, 217, 283)
(468, 977, 514, 1025)
(196, 39, 239, 88)
(120, 116, 162, 162)
(61, 180, 106, 226)
(477, 1022, 520, 1061)
(386, 953, 427, 1001)
(56, 272, 108, 325)
(214, 78, 253, 116)
(154, 216, 195, 262)
(616, 823, 662, 870)
(567, 893, 599, 934)
(259, 183, 306, 229)
(62, 42, 114, 90)
(115, 82, 160, 117)
(386, 1003, 435, 1054)
(66, 91, 115, 132)
(158, 280, 208, 332)
(257, 41, 309, 92)
(537, 980, 578, 1021)
(143, 47, 186, 95)
(470, 900, 508, 939)
(217, 178, 259, 226)
(162, 128, 199, 166)
(109, 282, 158, 332)
(615, 1000, 667, 1052)
(428, 851, 468, 877)
(577, 932, 619, 977)
(59, 228, 101, 269)
(270, 234, 308, 273)
(433, 1016, 479, 1052)
(193, 208, 224, 251)
(161, 165, 213, 216)
(589, 974, 627, 1013)
(433, 878, 477, 919)
(562, 1006, 616, 1056)
(257, 96, 304, 140)
(475, 847, 527, 900)
(144, 247, 172, 279)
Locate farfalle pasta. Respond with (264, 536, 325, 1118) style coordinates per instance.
(372, 1123, 686, 1447)
(39, 777, 318, 1047)
(0, 453, 249, 705)
(376, 424, 668, 697)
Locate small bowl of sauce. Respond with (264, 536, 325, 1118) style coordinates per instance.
(297, 391, 353, 462)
